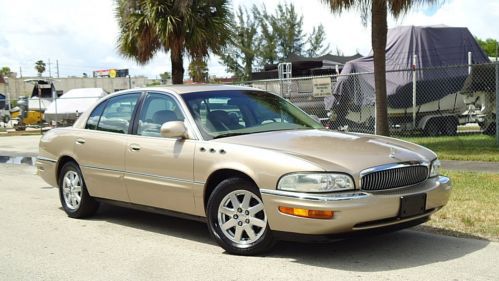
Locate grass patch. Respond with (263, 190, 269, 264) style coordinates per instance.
(402, 134, 499, 162)
(424, 169, 499, 241)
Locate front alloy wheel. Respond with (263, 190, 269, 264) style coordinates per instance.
(207, 178, 275, 255)
(217, 190, 267, 245)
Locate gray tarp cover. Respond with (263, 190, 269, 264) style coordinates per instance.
(326, 25, 490, 110)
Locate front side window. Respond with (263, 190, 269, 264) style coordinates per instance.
(182, 90, 322, 140)
(91, 93, 139, 134)
(137, 93, 185, 137)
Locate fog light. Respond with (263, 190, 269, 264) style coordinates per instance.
(278, 206, 334, 219)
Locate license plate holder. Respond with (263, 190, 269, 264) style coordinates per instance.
(399, 193, 427, 218)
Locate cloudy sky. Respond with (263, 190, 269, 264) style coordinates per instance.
(0, 0, 498, 78)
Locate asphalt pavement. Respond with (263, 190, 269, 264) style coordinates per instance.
(0, 162, 498, 280)
(0, 135, 498, 280)
(0, 135, 40, 157)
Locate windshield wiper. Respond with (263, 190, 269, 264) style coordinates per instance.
(213, 132, 250, 139)
(213, 127, 313, 139)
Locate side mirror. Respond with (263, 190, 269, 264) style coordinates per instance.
(160, 121, 188, 139)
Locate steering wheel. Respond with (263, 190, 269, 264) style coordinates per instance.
(260, 118, 279, 125)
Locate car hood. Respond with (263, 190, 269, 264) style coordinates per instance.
(212, 129, 436, 174)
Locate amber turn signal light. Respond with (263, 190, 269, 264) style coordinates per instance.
(278, 206, 334, 219)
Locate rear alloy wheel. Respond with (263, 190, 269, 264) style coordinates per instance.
(59, 162, 99, 218)
(62, 170, 83, 211)
(207, 178, 275, 255)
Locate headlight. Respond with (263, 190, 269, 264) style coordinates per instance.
(429, 159, 441, 177)
(277, 173, 355, 193)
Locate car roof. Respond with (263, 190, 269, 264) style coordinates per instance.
(144, 84, 262, 95)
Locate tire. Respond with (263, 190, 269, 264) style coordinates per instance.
(206, 178, 275, 255)
(424, 119, 440, 137)
(481, 122, 496, 135)
(442, 118, 458, 136)
(58, 161, 99, 218)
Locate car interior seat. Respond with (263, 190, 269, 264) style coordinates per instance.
(152, 110, 178, 125)
(206, 110, 243, 131)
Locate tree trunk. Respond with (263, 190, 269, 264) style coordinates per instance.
(244, 55, 253, 81)
(171, 46, 184, 85)
(371, 0, 389, 136)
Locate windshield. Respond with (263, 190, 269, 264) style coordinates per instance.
(182, 90, 323, 140)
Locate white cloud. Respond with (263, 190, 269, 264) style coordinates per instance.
(388, 0, 499, 40)
(0, 0, 497, 79)
(0, 0, 171, 78)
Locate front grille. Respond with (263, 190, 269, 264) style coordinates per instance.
(361, 165, 428, 191)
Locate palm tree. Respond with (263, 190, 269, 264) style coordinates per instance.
(322, 0, 438, 136)
(116, 0, 231, 84)
(35, 60, 46, 77)
(188, 57, 208, 83)
(0, 66, 11, 78)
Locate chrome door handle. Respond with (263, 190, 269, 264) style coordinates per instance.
(76, 138, 85, 144)
(129, 144, 141, 151)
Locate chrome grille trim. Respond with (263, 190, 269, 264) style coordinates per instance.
(360, 162, 429, 191)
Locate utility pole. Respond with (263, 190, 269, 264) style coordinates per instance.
(48, 59, 52, 78)
(412, 54, 417, 129)
(495, 41, 498, 146)
(56, 60, 60, 78)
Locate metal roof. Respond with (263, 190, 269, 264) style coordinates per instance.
(146, 84, 260, 95)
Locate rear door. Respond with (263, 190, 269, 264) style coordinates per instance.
(124, 92, 197, 214)
(74, 93, 141, 201)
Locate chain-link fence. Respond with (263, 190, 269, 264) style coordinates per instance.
(248, 62, 498, 137)
(1, 62, 497, 139)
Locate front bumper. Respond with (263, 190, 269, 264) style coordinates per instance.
(260, 176, 451, 235)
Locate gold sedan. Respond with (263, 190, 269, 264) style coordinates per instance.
(37, 85, 451, 255)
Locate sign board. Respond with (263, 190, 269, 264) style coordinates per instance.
(312, 77, 332, 97)
(93, 69, 129, 78)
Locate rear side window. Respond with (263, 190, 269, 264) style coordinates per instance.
(85, 93, 140, 134)
(85, 101, 107, 130)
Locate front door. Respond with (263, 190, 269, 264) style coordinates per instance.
(124, 92, 196, 214)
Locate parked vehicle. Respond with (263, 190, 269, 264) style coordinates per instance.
(328, 90, 471, 136)
(44, 88, 107, 126)
(37, 85, 451, 255)
(460, 63, 497, 134)
(327, 26, 490, 136)
(0, 92, 5, 109)
(0, 92, 8, 124)
(10, 79, 56, 129)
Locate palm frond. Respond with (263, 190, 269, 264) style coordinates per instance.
(389, 0, 442, 18)
(321, 0, 443, 23)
